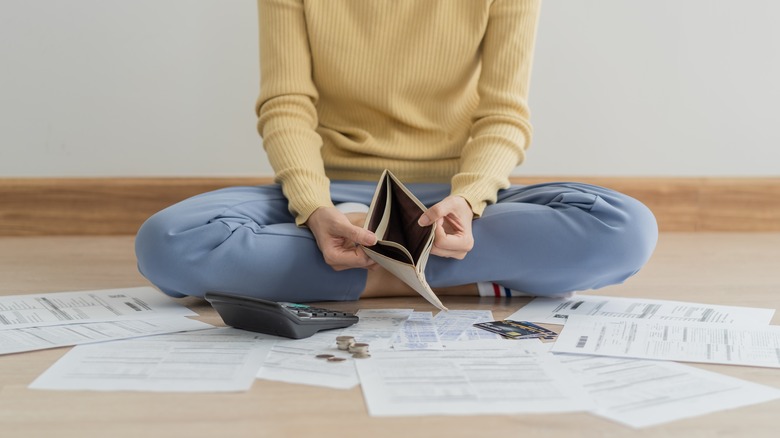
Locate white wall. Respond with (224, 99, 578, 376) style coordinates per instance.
(1, 0, 778, 178)
(0, 0, 261, 177)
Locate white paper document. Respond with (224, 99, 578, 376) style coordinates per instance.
(553, 315, 780, 368)
(29, 327, 274, 392)
(0, 287, 197, 330)
(346, 309, 413, 350)
(256, 309, 412, 389)
(257, 330, 360, 389)
(355, 340, 591, 416)
(508, 294, 775, 325)
(0, 317, 213, 355)
(434, 310, 502, 341)
(391, 311, 443, 350)
(557, 354, 780, 428)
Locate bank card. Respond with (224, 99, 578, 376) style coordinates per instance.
(472, 320, 558, 340)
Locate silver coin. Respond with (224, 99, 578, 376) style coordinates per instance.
(348, 343, 369, 353)
(351, 353, 371, 359)
(336, 342, 354, 351)
(336, 339, 355, 349)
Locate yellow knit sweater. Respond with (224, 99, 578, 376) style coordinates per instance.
(256, 0, 540, 225)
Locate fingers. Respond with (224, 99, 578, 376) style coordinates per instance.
(418, 203, 445, 227)
(324, 241, 376, 271)
(322, 245, 376, 271)
(306, 207, 378, 270)
(430, 218, 473, 259)
(329, 220, 377, 267)
(339, 221, 377, 247)
(418, 196, 470, 227)
(335, 224, 377, 269)
(423, 197, 475, 260)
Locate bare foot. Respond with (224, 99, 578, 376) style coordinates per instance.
(362, 264, 417, 298)
(362, 267, 479, 298)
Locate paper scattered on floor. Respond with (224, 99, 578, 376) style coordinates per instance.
(552, 315, 780, 368)
(29, 327, 274, 392)
(18, 298, 780, 427)
(391, 311, 443, 350)
(433, 310, 502, 341)
(257, 330, 360, 389)
(348, 309, 414, 350)
(556, 353, 780, 428)
(0, 287, 197, 330)
(508, 294, 775, 325)
(355, 340, 591, 416)
(0, 317, 213, 355)
(256, 309, 413, 389)
(257, 309, 508, 391)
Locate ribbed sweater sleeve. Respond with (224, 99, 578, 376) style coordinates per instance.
(451, 0, 541, 216)
(255, 0, 332, 225)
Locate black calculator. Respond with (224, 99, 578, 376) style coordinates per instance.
(204, 292, 359, 339)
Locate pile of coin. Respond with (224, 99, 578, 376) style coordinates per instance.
(336, 335, 355, 351)
(347, 342, 370, 359)
(312, 336, 371, 361)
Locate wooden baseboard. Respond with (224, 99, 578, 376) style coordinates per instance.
(0, 178, 270, 236)
(1, 177, 778, 235)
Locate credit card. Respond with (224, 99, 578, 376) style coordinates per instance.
(472, 320, 558, 340)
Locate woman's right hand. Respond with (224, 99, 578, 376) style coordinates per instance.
(305, 206, 378, 271)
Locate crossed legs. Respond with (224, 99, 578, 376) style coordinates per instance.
(135, 181, 657, 302)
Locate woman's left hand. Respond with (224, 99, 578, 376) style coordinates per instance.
(417, 195, 475, 259)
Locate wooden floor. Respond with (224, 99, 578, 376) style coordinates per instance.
(0, 233, 778, 438)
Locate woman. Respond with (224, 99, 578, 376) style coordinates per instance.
(135, 0, 657, 303)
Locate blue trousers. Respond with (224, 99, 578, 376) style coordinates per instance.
(135, 181, 658, 303)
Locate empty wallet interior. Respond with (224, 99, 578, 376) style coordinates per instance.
(366, 176, 432, 265)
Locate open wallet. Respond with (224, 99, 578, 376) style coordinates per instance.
(360, 170, 448, 311)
